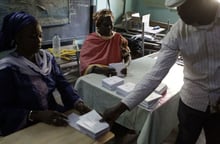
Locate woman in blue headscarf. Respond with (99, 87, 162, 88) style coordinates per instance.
(0, 11, 90, 136)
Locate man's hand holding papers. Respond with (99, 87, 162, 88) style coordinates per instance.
(68, 110, 110, 139)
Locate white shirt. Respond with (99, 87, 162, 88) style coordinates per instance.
(122, 5, 220, 112)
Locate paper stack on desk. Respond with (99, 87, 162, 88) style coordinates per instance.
(141, 92, 162, 109)
(74, 110, 110, 139)
(116, 82, 136, 97)
(102, 76, 124, 91)
(140, 83, 167, 110)
(154, 83, 168, 95)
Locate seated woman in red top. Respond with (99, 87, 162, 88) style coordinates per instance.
(80, 9, 131, 76)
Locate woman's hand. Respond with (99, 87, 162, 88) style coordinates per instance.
(75, 101, 91, 115)
(92, 66, 117, 77)
(120, 68, 127, 76)
(30, 110, 68, 126)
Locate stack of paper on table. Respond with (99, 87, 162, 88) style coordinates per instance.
(140, 83, 167, 109)
(154, 83, 168, 95)
(116, 82, 136, 96)
(102, 76, 124, 90)
(141, 92, 162, 109)
(68, 110, 110, 139)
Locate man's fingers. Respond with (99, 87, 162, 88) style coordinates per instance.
(99, 118, 105, 122)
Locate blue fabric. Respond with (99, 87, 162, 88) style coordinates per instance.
(0, 53, 80, 136)
(0, 11, 37, 52)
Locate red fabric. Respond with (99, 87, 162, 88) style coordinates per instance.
(80, 32, 124, 75)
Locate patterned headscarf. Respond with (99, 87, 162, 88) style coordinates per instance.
(0, 11, 37, 52)
(93, 9, 114, 27)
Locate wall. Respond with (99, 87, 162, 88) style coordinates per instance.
(133, 0, 179, 24)
(0, 0, 91, 46)
(96, 0, 133, 24)
(96, 0, 179, 25)
(0, 0, 180, 48)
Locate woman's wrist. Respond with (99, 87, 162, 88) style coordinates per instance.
(75, 101, 91, 114)
(28, 110, 38, 122)
(28, 110, 34, 122)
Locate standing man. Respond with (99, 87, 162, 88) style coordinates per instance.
(102, 0, 220, 143)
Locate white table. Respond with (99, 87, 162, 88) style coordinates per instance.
(75, 54, 183, 144)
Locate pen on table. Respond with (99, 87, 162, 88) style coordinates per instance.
(153, 26, 160, 30)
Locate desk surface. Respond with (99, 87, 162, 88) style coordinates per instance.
(0, 123, 114, 144)
(75, 54, 183, 144)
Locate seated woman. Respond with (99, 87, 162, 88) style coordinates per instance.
(0, 11, 90, 136)
(80, 9, 131, 76)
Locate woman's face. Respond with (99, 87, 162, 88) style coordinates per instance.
(96, 15, 113, 36)
(16, 23, 42, 56)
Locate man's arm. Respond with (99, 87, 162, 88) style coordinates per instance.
(101, 30, 180, 123)
(101, 102, 129, 126)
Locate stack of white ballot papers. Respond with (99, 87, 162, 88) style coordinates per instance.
(68, 110, 110, 139)
(141, 92, 163, 109)
(140, 83, 168, 110)
(102, 76, 124, 90)
(116, 82, 136, 96)
(154, 83, 168, 95)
